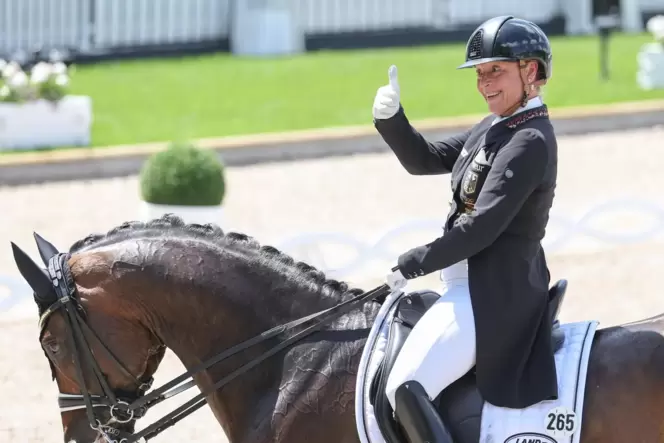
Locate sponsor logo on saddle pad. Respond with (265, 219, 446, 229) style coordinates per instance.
(504, 433, 557, 443)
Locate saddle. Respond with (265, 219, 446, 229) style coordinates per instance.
(368, 280, 568, 443)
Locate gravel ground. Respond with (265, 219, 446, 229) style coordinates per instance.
(1, 125, 664, 442)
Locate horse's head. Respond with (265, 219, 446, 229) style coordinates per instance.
(11, 233, 165, 443)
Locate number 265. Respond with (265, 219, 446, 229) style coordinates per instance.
(546, 412, 575, 431)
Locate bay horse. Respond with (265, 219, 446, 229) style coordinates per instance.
(10, 214, 664, 443)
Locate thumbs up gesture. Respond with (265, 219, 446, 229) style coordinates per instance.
(372, 65, 401, 120)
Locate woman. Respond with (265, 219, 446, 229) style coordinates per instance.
(374, 15, 559, 443)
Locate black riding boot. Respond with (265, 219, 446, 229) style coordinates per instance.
(393, 381, 455, 443)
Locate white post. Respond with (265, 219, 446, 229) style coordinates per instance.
(621, 0, 644, 32)
(563, 0, 594, 34)
(230, 0, 304, 56)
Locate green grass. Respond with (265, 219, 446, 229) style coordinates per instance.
(59, 32, 664, 147)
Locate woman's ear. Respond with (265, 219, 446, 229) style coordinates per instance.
(528, 61, 539, 83)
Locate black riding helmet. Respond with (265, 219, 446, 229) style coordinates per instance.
(457, 15, 553, 81)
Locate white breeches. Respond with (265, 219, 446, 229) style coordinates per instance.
(385, 260, 477, 409)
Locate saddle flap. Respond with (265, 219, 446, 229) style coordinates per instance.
(369, 290, 442, 443)
(396, 291, 441, 328)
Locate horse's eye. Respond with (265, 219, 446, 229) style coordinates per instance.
(45, 341, 60, 354)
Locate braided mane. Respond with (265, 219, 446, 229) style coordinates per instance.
(69, 213, 365, 299)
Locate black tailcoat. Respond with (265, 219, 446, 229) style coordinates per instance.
(374, 104, 558, 408)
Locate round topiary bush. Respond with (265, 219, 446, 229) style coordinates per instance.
(139, 142, 226, 206)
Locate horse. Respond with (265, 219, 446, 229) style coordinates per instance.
(9, 214, 664, 443)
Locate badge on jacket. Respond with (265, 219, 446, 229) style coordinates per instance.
(463, 172, 478, 194)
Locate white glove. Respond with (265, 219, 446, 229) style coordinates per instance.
(386, 268, 407, 290)
(372, 65, 401, 120)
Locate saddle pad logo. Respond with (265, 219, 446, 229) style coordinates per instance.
(504, 432, 557, 443)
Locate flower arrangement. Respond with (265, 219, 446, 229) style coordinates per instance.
(0, 59, 71, 104)
(647, 15, 664, 47)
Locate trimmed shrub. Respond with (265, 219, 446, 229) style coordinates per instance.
(139, 142, 226, 206)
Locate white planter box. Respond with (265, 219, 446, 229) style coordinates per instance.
(0, 95, 92, 150)
(637, 43, 664, 90)
(141, 201, 224, 226)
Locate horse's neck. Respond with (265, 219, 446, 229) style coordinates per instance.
(263, 291, 381, 442)
(143, 280, 282, 440)
(144, 272, 379, 442)
(149, 280, 379, 442)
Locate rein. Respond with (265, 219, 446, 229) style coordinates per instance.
(43, 253, 391, 443)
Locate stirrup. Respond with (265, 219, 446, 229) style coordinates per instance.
(393, 381, 455, 443)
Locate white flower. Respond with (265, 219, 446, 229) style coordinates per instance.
(55, 73, 69, 87)
(0, 59, 6, 72)
(647, 15, 664, 41)
(52, 62, 67, 75)
(2, 61, 21, 80)
(30, 61, 52, 84)
(8, 70, 28, 88)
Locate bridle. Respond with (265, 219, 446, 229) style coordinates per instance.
(40, 251, 390, 443)
(40, 253, 156, 442)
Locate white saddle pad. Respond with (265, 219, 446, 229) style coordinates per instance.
(355, 288, 406, 443)
(354, 289, 599, 443)
(480, 320, 598, 443)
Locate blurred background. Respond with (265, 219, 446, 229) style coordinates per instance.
(1, 0, 664, 441)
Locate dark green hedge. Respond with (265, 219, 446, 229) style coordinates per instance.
(140, 142, 226, 206)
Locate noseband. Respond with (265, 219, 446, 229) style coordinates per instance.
(41, 252, 390, 443)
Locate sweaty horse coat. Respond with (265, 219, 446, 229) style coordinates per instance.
(374, 103, 558, 408)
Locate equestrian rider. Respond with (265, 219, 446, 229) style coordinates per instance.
(373, 16, 559, 443)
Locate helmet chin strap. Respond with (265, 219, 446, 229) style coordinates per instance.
(499, 61, 535, 117)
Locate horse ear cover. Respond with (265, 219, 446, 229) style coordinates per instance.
(33, 232, 60, 266)
(11, 242, 57, 305)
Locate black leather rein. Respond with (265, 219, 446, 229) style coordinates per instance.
(42, 252, 390, 442)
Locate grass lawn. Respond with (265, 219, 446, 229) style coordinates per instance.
(60, 32, 664, 147)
